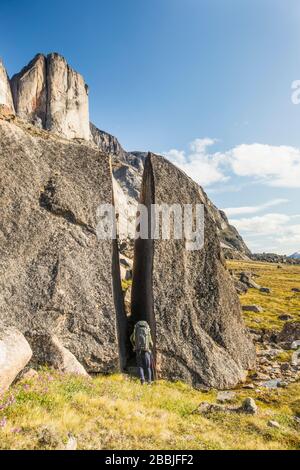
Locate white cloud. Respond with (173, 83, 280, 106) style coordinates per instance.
(164, 138, 228, 186)
(223, 198, 289, 217)
(164, 138, 300, 188)
(226, 143, 300, 188)
(230, 213, 290, 235)
(229, 213, 300, 254)
(163, 137, 300, 253)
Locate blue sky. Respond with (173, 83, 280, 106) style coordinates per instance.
(1, 0, 300, 254)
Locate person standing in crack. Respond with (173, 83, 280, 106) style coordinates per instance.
(130, 320, 154, 385)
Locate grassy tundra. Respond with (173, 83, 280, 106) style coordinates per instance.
(0, 261, 299, 450)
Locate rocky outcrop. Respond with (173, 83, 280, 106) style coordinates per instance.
(131, 153, 255, 389)
(46, 53, 90, 139)
(90, 123, 125, 157)
(0, 116, 126, 373)
(251, 252, 300, 265)
(28, 332, 88, 376)
(0, 326, 32, 392)
(277, 322, 300, 344)
(11, 53, 90, 140)
(4, 50, 250, 258)
(111, 148, 250, 260)
(0, 59, 15, 114)
(218, 210, 251, 259)
(9, 52, 249, 259)
(1, 52, 255, 390)
(10, 54, 46, 126)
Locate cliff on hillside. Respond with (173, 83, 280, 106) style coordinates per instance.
(10, 53, 90, 140)
(6, 53, 250, 259)
(0, 59, 15, 114)
(90, 123, 250, 259)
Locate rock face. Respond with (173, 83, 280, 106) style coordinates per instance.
(91, 123, 250, 261)
(1, 52, 255, 389)
(11, 53, 90, 140)
(28, 333, 88, 376)
(251, 252, 300, 265)
(0, 59, 15, 113)
(10, 54, 46, 125)
(0, 326, 32, 392)
(131, 153, 255, 389)
(7, 52, 249, 259)
(90, 123, 124, 157)
(212, 209, 251, 259)
(277, 322, 300, 344)
(0, 115, 126, 373)
(112, 149, 250, 260)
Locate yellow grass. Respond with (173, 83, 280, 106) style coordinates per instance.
(228, 260, 300, 330)
(0, 371, 299, 450)
(0, 260, 299, 450)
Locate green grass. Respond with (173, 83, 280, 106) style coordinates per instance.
(121, 278, 132, 292)
(0, 260, 299, 450)
(228, 261, 300, 330)
(0, 370, 299, 450)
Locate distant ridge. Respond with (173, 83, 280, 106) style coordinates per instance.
(289, 252, 300, 259)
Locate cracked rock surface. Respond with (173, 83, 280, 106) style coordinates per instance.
(0, 116, 125, 373)
(131, 154, 255, 389)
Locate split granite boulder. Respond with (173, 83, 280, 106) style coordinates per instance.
(0, 115, 126, 373)
(131, 153, 256, 389)
(1, 52, 256, 390)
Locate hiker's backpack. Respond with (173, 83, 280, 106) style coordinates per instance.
(134, 321, 151, 352)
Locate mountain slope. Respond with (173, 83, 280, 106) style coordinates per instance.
(289, 252, 300, 259)
(89, 123, 251, 259)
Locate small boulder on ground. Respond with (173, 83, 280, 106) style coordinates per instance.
(240, 273, 261, 290)
(234, 279, 249, 295)
(261, 379, 281, 389)
(291, 288, 300, 293)
(65, 434, 77, 450)
(38, 425, 62, 449)
(277, 322, 300, 344)
(278, 314, 293, 321)
(260, 287, 271, 294)
(291, 349, 300, 366)
(240, 397, 258, 414)
(242, 305, 263, 313)
(194, 402, 224, 414)
(268, 420, 280, 429)
(243, 383, 255, 390)
(195, 397, 258, 415)
(291, 340, 300, 350)
(27, 332, 88, 376)
(0, 326, 32, 392)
